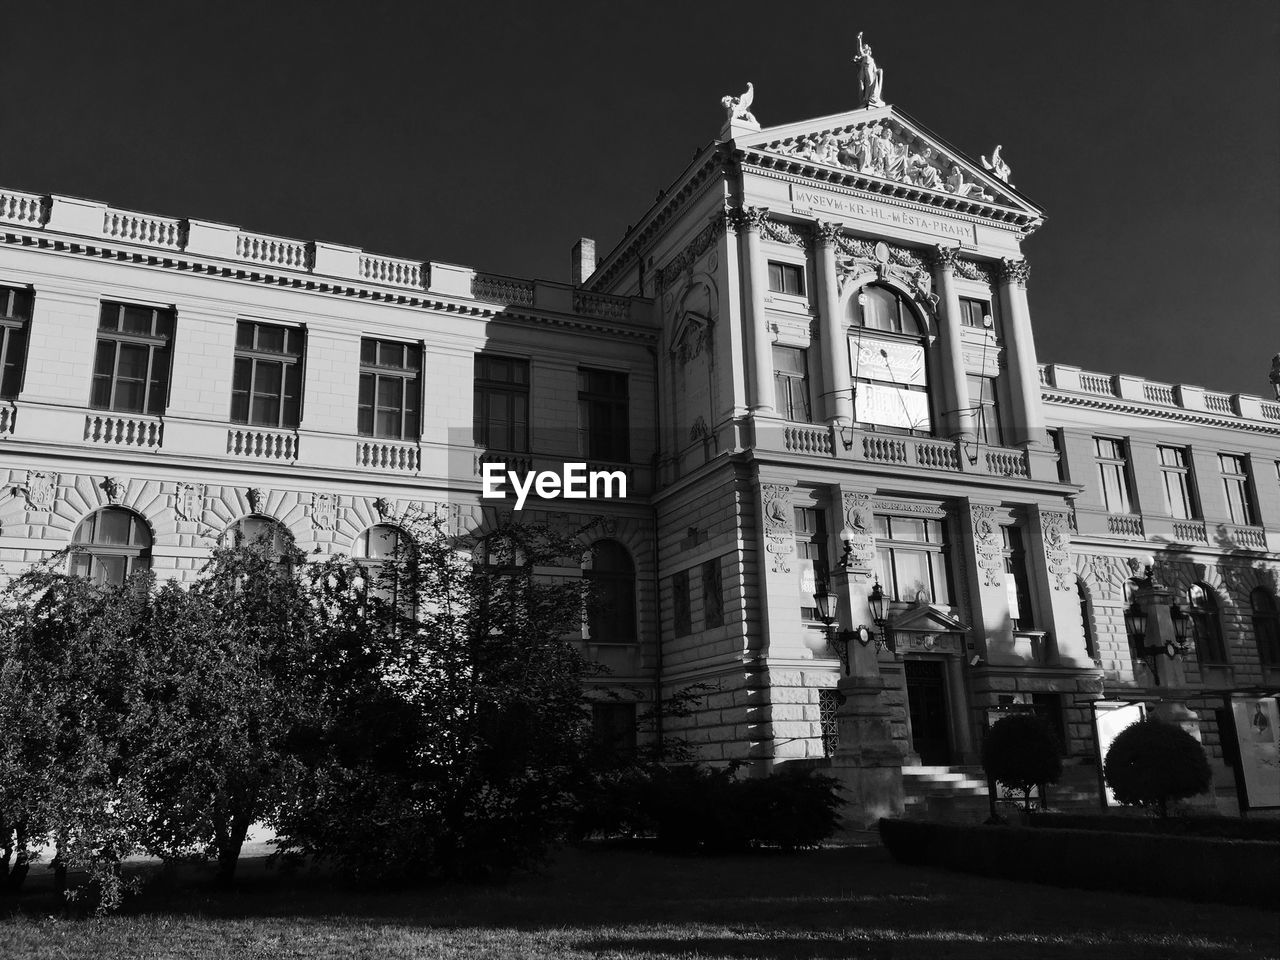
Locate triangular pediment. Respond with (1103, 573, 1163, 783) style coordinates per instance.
(735, 105, 1041, 224)
(890, 601, 969, 635)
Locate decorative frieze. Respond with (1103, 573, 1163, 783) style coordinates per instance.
(761, 483, 794, 574)
(761, 218, 809, 246)
(1040, 511, 1073, 591)
(656, 215, 726, 292)
(971, 503, 1002, 587)
(953, 257, 995, 285)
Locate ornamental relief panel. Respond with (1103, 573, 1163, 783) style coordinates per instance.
(841, 491, 876, 573)
(21, 471, 57, 512)
(761, 482, 794, 574)
(970, 503, 1002, 587)
(1040, 510, 1073, 591)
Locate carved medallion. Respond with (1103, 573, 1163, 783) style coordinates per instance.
(100, 476, 124, 504)
(1040, 510, 1073, 591)
(175, 482, 206, 523)
(761, 483, 794, 574)
(21, 471, 56, 511)
(311, 492, 337, 531)
(971, 504, 1002, 587)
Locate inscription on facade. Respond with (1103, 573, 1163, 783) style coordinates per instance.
(790, 187, 976, 245)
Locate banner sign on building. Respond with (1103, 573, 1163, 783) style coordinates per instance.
(849, 334, 932, 431)
(1092, 701, 1147, 806)
(1230, 695, 1280, 810)
(851, 335, 926, 386)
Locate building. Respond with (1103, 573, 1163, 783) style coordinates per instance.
(1, 75, 1277, 820)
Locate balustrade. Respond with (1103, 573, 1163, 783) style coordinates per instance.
(84, 414, 163, 449)
(1172, 520, 1207, 543)
(227, 428, 299, 461)
(103, 210, 183, 249)
(1106, 514, 1144, 537)
(235, 232, 309, 269)
(359, 255, 425, 289)
(0, 402, 14, 435)
(0, 189, 46, 226)
(783, 425, 833, 455)
(356, 440, 421, 472)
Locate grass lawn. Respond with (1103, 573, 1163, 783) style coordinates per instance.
(2, 841, 1276, 960)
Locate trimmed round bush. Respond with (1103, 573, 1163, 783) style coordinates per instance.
(1103, 718, 1212, 817)
(982, 714, 1062, 810)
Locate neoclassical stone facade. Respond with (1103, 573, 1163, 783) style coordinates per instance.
(1, 79, 1277, 815)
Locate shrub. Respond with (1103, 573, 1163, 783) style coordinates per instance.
(1103, 718, 1211, 818)
(981, 714, 1062, 811)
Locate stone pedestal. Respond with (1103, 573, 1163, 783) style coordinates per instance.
(828, 674, 906, 830)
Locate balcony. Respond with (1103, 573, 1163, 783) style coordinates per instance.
(755, 420, 1032, 481)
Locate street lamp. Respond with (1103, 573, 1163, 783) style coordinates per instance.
(813, 581, 882, 674)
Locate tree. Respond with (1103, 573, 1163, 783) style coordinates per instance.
(275, 515, 598, 882)
(1103, 718, 1212, 818)
(127, 534, 317, 885)
(982, 714, 1062, 812)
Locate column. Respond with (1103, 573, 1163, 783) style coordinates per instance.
(815, 222, 852, 424)
(737, 206, 776, 414)
(931, 246, 974, 441)
(997, 258, 1047, 447)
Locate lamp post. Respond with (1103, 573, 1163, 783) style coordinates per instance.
(1126, 592, 1192, 686)
(814, 581, 887, 675)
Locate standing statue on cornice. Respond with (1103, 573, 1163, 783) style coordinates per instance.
(853, 32, 885, 108)
(721, 82, 758, 126)
(1270, 352, 1280, 400)
(981, 145, 1013, 186)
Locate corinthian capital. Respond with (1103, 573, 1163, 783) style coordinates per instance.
(729, 205, 771, 232)
(814, 220, 843, 244)
(999, 257, 1031, 287)
(929, 244, 960, 271)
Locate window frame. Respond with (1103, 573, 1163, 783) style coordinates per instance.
(231, 320, 305, 429)
(1093, 437, 1135, 514)
(1188, 582, 1229, 665)
(849, 283, 933, 436)
(578, 367, 629, 463)
(701, 557, 725, 629)
(795, 505, 830, 621)
(1252, 587, 1280, 668)
(69, 506, 153, 587)
(90, 301, 175, 416)
(358, 338, 422, 441)
(0, 284, 33, 400)
(767, 260, 805, 297)
(585, 540, 637, 643)
(773, 344, 813, 423)
(1001, 524, 1036, 631)
(873, 514, 954, 606)
(672, 568, 692, 637)
(958, 296, 994, 330)
(474, 354, 530, 454)
(967, 373, 1003, 446)
(1218, 453, 1257, 526)
(1158, 445, 1199, 520)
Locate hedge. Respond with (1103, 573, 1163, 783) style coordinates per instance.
(1028, 812, 1280, 843)
(878, 818, 1279, 908)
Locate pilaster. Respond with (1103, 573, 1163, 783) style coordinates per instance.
(814, 222, 852, 425)
(931, 245, 974, 441)
(735, 206, 776, 415)
(996, 258, 1046, 447)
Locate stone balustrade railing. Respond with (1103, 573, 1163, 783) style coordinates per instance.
(0, 401, 15, 435)
(227, 428, 299, 461)
(2, 188, 648, 323)
(356, 440, 421, 472)
(1039, 363, 1280, 425)
(1230, 525, 1268, 550)
(1172, 520, 1208, 544)
(84, 414, 163, 449)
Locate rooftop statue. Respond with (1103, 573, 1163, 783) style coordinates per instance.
(721, 82, 758, 126)
(1270, 353, 1280, 399)
(852, 32, 885, 108)
(981, 145, 1014, 186)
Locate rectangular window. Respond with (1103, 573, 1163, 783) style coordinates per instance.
(231, 320, 304, 428)
(1094, 437, 1134, 513)
(874, 515, 953, 605)
(1158, 445, 1198, 520)
(795, 506, 829, 621)
(0, 285, 34, 400)
(819, 688, 841, 758)
(578, 367, 629, 462)
(1002, 525, 1035, 630)
(474, 355, 529, 453)
(359, 338, 421, 440)
(967, 374, 1002, 445)
(767, 261, 804, 296)
(959, 297, 992, 329)
(1219, 454, 1256, 525)
(773, 345, 812, 422)
(672, 569, 692, 636)
(701, 558, 725, 629)
(1047, 429, 1066, 483)
(92, 302, 175, 415)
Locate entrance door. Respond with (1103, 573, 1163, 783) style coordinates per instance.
(905, 659, 951, 765)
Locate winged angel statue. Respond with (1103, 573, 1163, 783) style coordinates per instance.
(721, 82, 757, 125)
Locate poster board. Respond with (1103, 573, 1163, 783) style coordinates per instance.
(1229, 695, 1280, 811)
(1091, 700, 1147, 807)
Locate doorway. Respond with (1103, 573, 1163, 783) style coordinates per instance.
(905, 658, 951, 765)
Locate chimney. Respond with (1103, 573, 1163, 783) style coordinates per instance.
(571, 237, 596, 286)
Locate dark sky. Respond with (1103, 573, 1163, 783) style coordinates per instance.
(3, 1, 1276, 397)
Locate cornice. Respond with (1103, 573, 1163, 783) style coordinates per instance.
(739, 152, 1041, 236)
(0, 230, 658, 343)
(1042, 390, 1280, 437)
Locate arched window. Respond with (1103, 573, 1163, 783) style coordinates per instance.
(1188, 583, 1227, 665)
(586, 540, 636, 643)
(1123, 578, 1145, 664)
(222, 515, 292, 564)
(848, 282, 932, 434)
(69, 507, 152, 586)
(356, 524, 410, 606)
(1077, 579, 1098, 661)
(1251, 587, 1279, 667)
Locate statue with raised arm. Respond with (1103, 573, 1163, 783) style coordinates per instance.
(721, 82, 758, 126)
(852, 32, 885, 108)
(981, 144, 1013, 185)
(1270, 352, 1280, 400)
